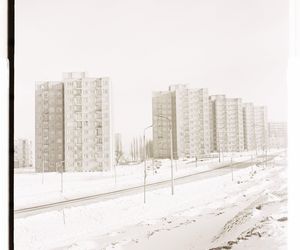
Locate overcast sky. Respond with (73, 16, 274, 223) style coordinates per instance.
(15, 0, 289, 152)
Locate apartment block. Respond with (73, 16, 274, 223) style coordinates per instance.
(14, 139, 33, 168)
(35, 82, 64, 172)
(35, 72, 112, 172)
(243, 103, 256, 150)
(254, 106, 268, 150)
(152, 85, 210, 159)
(152, 91, 174, 159)
(63, 72, 112, 171)
(268, 122, 287, 148)
(187, 88, 210, 157)
(209, 95, 244, 152)
(169, 84, 189, 158)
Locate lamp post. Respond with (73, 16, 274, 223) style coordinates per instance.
(156, 115, 174, 195)
(143, 125, 152, 204)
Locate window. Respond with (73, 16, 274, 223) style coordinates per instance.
(76, 81, 82, 88)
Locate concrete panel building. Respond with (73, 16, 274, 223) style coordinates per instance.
(35, 82, 64, 172)
(14, 139, 33, 168)
(63, 72, 112, 171)
(268, 122, 287, 149)
(209, 95, 244, 152)
(254, 106, 268, 150)
(152, 85, 210, 159)
(169, 84, 189, 158)
(152, 91, 174, 159)
(209, 95, 227, 152)
(243, 103, 256, 151)
(35, 72, 112, 172)
(187, 88, 210, 157)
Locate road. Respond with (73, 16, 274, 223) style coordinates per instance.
(14, 152, 283, 218)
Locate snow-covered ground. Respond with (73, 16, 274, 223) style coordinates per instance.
(14, 150, 282, 209)
(14, 153, 287, 250)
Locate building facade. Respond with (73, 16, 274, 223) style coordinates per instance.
(35, 82, 64, 172)
(152, 85, 210, 159)
(209, 95, 244, 152)
(243, 103, 256, 150)
(152, 91, 174, 159)
(254, 106, 268, 150)
(63, 73, 112, 171)
(35, 72, 112, 172)
(268, 122, 287, 149)
(187, 88, 210, 157)
(14, 139, 33, 168)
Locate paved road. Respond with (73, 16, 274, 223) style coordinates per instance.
(14, 152, 283, 218)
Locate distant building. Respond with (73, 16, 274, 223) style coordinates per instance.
(14, 139, 33, 168)
(254, 106, 268, 150)
(35, 72, 112, 172)
(243, 103, 256, 151)
(268, 122, 287, 148)
(152, 84, 210, 159)
(209, 95, 244, 152)
(152, 90, 173, 159)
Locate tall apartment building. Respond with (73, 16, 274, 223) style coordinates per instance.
(35, 82, 64, 172)
(254, 106, 268, 150)
(268, 122, 287, 148)
(187, 88, 210, 157)
(35, 72, 112, 172)
(209, 96, 244, 152)
(14, 139, 33, 168)
(63, 72, 112, 171)
(169, 84, 189, 158)
(152, 85, 210, 159)
(243, 103, 256, 150)
(152, 91, 174, 159)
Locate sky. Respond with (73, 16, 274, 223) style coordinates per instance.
(15, 0, 289, 152)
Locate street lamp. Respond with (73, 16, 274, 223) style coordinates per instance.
(155, 115, 174, 195)
(143, 125, 152, 203)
